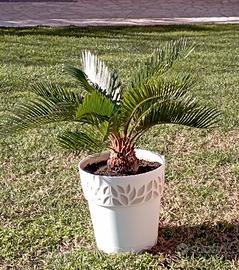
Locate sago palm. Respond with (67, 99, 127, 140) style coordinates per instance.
(1, 39, 220, 175)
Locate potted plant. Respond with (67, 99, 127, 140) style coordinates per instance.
(1, 39, 220, 253)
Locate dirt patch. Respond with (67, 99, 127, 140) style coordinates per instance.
(84, 159, 161, 176)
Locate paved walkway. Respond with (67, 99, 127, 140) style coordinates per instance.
(1, 0, 239, 27)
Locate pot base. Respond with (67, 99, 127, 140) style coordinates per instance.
(98, 240, 157, 254)
(89, 197, 161, 253)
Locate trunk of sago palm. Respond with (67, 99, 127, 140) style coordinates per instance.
(107, 137, 139, 175)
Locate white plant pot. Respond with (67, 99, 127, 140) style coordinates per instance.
(78, 149, 165, 253)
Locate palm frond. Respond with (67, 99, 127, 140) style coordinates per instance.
(81, 50, 122, 101)
(130, 96, 221, 142)
(1, 83, 84, 134)
(65, 51, 122, 101)
(1, 41, 221, 158)
(75, 91, 117, 126)
(58, 130, 100, 151)
(58, 123, 109, 151)
(122, 74, 195, 135)
(130, 38, 195, 88)
(64, 64, 95, 94)
(1, 97, 78, 134)
(31, 82, 83, 104)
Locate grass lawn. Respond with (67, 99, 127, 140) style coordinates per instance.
(0, 25, 238, 269)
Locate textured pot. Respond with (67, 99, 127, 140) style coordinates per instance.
(79, 149, 165, 253)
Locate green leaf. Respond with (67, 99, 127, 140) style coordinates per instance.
(58, 130, 100, 151)
(122, 74, 195, 135)
(64, 64, 95, 94)
(58, 123, 109, 151)
(1, 98, 73, 134)
(131, 96, 221, 141)
(129, 38, 195, 88)
(75, 91, 116, 126)
(1, 41, 221, 154)
(1, 83, 83, 135)
(31, 82, 83, 104)
(123, 75, 192, 113)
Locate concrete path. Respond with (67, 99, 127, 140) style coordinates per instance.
(0, 0, 239, 27)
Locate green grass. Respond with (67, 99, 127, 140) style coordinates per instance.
(0, 25, 238, 269)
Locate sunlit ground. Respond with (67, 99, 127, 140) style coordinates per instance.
(0, 25, 238, 269)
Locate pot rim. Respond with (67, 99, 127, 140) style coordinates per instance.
(79, 149, 165, 180)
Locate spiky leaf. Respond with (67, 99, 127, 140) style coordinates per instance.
(130, 38, 195, 88)
(130, 96, 221, 142)
(75, 91, 117, 126)
(1, 83, 83, 134)
(65, 51, 122, 101)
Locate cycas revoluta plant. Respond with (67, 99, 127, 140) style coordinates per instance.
(1, 39, 220, 175)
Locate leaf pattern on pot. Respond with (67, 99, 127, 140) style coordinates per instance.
(111, 186, 118, 197)
(158, 177, 163, 195)
(103, 196, 110, 204)
(120, 194, 129, 205)
(145, 191, 153, 202)
(84, 173, 164, 207)
(117, 185, 124, 193)
(129, 188, 136, 201)
(131, 197, 144, 205)
(153, 191, 159, 198)
(153, 180, 158, 189)
(147, 181, 153, 191)
(137, 185, 145, 196)
(103, 186, 109, 195)
(112, 198, 122, 206)
(126, 184, 131, 194)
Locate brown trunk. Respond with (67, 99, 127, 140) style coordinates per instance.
(107, 137, 139, 175)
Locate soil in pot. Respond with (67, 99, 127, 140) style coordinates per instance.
(84, 159, 161, 176)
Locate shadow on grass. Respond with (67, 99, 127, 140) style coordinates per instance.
(149, 221, 239, 262)
(0, 24, 236, 38)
